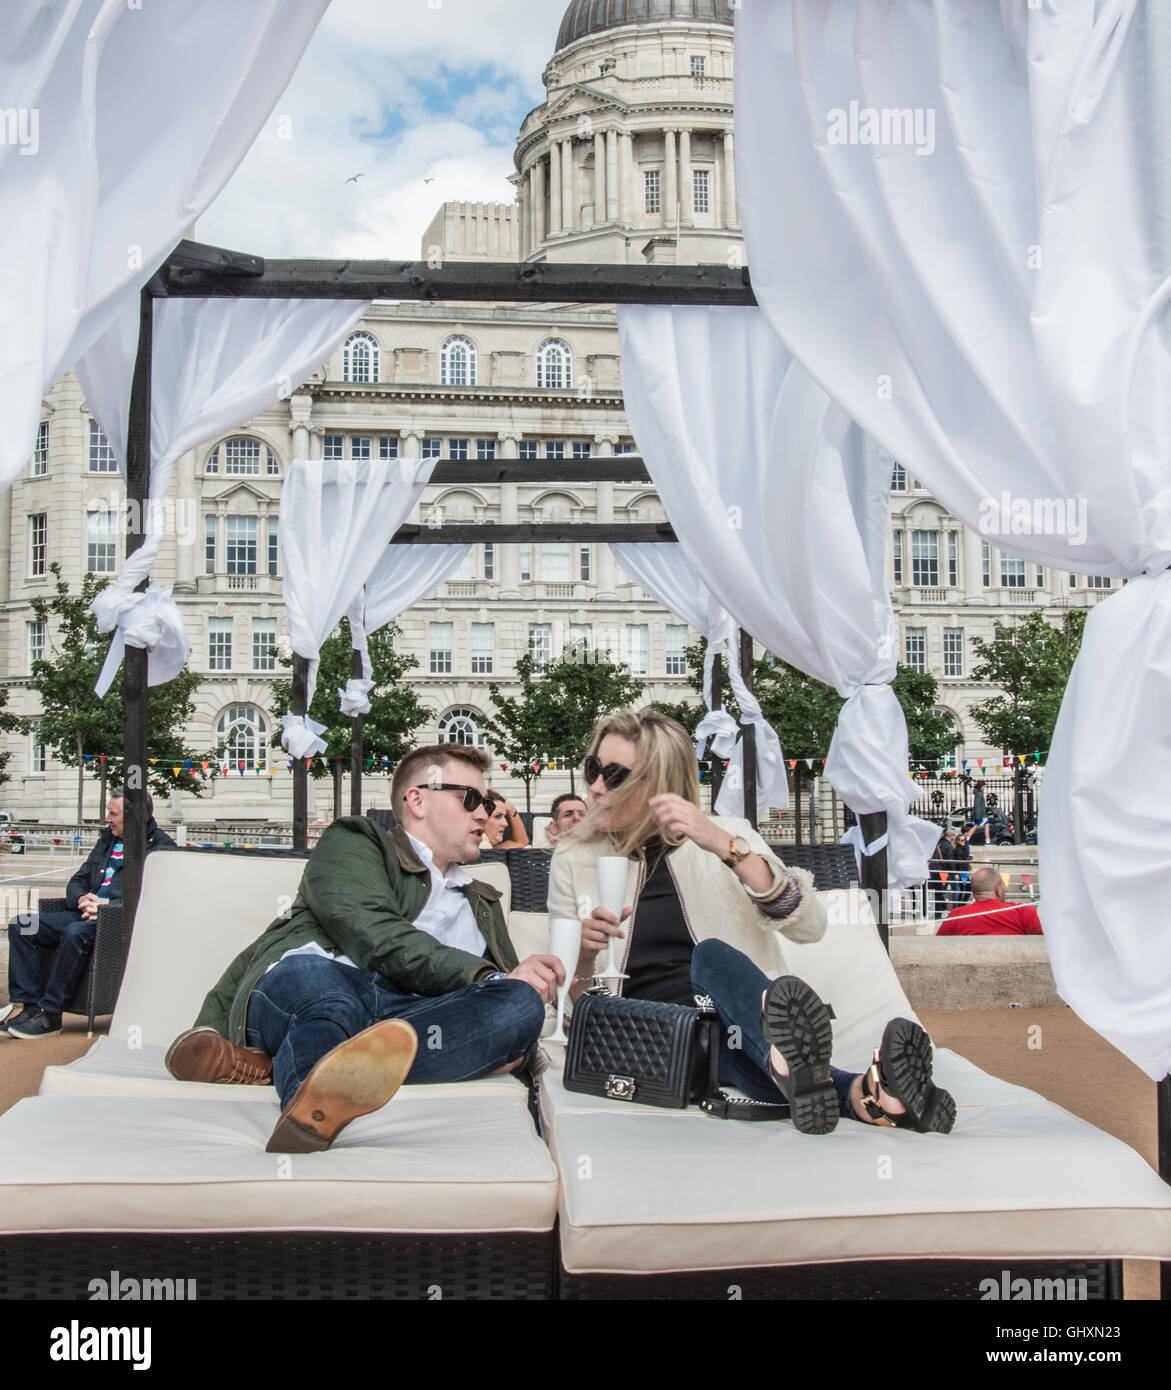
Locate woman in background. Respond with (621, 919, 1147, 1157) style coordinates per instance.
(482, 794, 530, 850)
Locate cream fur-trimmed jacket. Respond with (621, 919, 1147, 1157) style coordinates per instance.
(547, 816, 826, 988)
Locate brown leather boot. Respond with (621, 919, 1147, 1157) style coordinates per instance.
(165, 1026, 273, 1085)
(265, 1019, 418, 1154)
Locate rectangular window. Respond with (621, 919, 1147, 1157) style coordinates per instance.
(570, 623, 591, 655)
(545, 440, 565, 459)
(690, 55, 706, 78)
(226, 516, 258, 575)
(470, 623, 494, 675)
(529, 623, 553, 670)
(448, 438, 469, 460)
(267, 451, 280, 476)
(33, 422, 48, 476)
(891, 462, 907, 492)
(205, 516, 216, 575)
(208, 618, 233, 671)
(1000, 555, 1026, 588)
(27, 620, 45, 671)
(267, 522, 278, 576)
(572, 441, 591, 459)
(379, 436, 399, 459)
(579, 544, 592, 582)
(29, 514, 46, 577)
(644, 168, 661, 214)
(1086, 575, 1113, 589)
(252, 620, 277, 671)
(666, 625, 687, 676)
(455, 548, 476, 581)
(943, 628, 964, 678)
(910, 530, 939, 587)
(614, 442, 635, 455)
(520, 543, 531, 581)
(429, 622, 453, 675)
(422, 437, 442, 459)
(29, 719, 45, 775)
(476, 438, 496, 460)
(225, 438, 262, 474)
(483, 543, 495, 581)
(891, 530, 902, 585)
(1035, 565, 1045, 587)
(519, 440, 539, 460)
(625, 624, 648, 676)
(323, 435, 344, 461)
(982, 541, 991, 588)
(539, 543, 571, 582)
(88, 420, 117, 472)
(350, 436, 371, 460)
(905, 627, 926, 674)
(693, 168, 710, 214)
(86, 510, 117, 574)
(948, 532, 958, 588)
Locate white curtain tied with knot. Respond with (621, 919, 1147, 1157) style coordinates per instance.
(278, 458, 438, 757)
(612, 542, 789, 815)
(618, 306, 937, 884)
(738, 0, 1171, 1078)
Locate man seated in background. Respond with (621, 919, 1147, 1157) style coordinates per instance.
(938, 865, 1042, 935)
(542, 793, 587, 849)
(1, 789, 175, 1040)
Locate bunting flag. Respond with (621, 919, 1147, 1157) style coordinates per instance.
(804, 758, 813, 770)
(788, 759, 797, 770)
(1001, 872, 1012, 887)
(821, 758, 827, 767)
(171, 766, 180, 777)
(939, 871, 949, 885)
(99, 755, 107, 766)
(977, 758, 984, 768)
(500, 763, 508, 772)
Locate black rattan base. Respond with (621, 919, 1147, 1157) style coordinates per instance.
(0, 1232, 554, 1301)
(557, 1257, 1123, 1301)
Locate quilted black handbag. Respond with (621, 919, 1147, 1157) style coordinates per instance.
(562, 990, 789, 1121)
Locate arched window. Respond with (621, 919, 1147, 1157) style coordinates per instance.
(536, 338, 572, 390)
(343, 332, 379, 383)
(216, 705, 269, 771)
(206, 437, 280, 476)
(440, 336, 476, 387)
(437, 707, 486, 748)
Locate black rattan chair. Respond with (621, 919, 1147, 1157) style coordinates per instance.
(32, 898, 124, 1035)
(771, 843, 859, 890)
(367, 807, 396, 831)
(506, 849, 551, 912)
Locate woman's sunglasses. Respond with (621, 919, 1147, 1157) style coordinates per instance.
(582, 754, 632, 790)
(414, 783, 491, 813)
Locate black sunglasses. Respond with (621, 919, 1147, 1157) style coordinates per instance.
(414, 783, 490, 813)
(583, 754, 632, 790)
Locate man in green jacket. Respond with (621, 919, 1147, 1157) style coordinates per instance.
(166, 743, 564, 1153)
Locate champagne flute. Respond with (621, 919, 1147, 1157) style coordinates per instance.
(594, 855, 630, 980)
(546, 917, 581, 1044)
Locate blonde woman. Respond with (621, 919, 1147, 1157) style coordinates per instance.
(548, 708, 954, 1135)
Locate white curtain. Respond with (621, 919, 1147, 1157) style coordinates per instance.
(618, 306, 938, 885)
(611, 542, 789, 815)
(75, 297, 368, 696)
(737, 1, 1171, 1079)
(0, 0, 329, 496)
(341, 544, 471, 714)
(279, 458, 436, 753)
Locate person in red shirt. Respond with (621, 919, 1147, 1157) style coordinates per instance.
(938, 865, 1043, 935)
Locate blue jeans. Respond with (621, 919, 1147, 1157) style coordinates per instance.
(7, 909, 98, 1016)
(245, 954, 546, 1105)
(690, 938, 860, 1118)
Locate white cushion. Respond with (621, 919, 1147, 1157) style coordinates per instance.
(507, 911, 550, 963)
(0, 1088, 558, 1235)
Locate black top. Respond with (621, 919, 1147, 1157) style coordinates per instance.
(623, 836, 697, 1007)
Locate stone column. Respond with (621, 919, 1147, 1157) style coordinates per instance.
(498, 431, 521, 596)
(533, 157, 546, 246)
(549, 144, 562, 236)
(0, 476, 12, 603)
(174, 449, 197, 590)
(619, 132, 634, 223)
(308, 427, 323, 461)
(594, 434, 619, 598)
(606, 128, 619, 222)
(962, 524, 984, 597)
(664, 128, 677, 227)
(561, 139, 575, 232)
(722, 128, 738, 227)
(402, 429, 422, 459)
(678, 128, 692, 224)
(518, 179, 529, 258)
(593, 131, 606, 226)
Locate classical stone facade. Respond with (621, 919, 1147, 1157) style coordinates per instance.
(1, 0, 1115, 825)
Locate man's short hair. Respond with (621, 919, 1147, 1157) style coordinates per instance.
(969, 866, 1001, 896)
(550, 793, 586, 819)
(390, 743, 491, 814)
(107, 786, 153, 819)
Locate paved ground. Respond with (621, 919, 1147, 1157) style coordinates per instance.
(0, 1002, 1161, 1299)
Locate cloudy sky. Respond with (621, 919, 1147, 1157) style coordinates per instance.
(198, 0, 559, 259)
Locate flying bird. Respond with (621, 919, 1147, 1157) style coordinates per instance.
(345, 173, 364, 184)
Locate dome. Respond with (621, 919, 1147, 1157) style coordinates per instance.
(555, 0, 734, 54)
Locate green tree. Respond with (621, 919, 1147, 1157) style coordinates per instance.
(269, 619, 431, 794)
(480, 651, 554, 813)
(0, 689, 25, 789)
(891, 664, 962, 767)
(29, 563, 217, 819)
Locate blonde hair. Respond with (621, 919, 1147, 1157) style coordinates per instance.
(564, 706, 700, 860)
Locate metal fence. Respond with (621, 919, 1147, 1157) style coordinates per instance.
(908, 773, 1039, 836)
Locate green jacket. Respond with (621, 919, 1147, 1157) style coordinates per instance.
(194, 817, 518, 1046)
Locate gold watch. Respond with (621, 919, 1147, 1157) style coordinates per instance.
(722, 834, 752, 868)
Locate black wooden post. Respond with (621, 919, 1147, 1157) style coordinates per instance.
(349, 646, 364, 816)
(292, 655, 309, 849)
(332, 761, 343, 821)
(739, 628, 757, 828)
(1160, 1075, 1171, 1299)
(709, 649, 724, 804)
(857, 811, 890, 953)
(121, 286, 153, 939)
